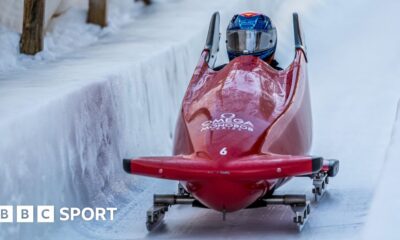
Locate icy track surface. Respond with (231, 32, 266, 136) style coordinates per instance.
(0, 0, 399, 239)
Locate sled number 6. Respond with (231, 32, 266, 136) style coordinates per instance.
(219, 147, 228, 156)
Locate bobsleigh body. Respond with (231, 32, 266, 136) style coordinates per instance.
(123, 13, 338, 229)
(174, 49, 313, 212)
(124, 49, 321, 212)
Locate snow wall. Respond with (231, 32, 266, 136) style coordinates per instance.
(0, 0, 320, 239)
(0, 0, 146, 73)
(363, 100, 400, 239)
(0, 0, 87, 33)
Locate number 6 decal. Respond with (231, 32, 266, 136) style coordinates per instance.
(219, 147, 228, 156)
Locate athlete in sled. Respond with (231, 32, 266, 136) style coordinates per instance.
(123, 12, 339, 231)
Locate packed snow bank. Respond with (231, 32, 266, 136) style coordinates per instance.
(0, 0, 121, 33)
(0, 0, 323, 239)
(363, 100, 400, 239)
(0, 0, 145, 73)
(0, 0, 62, 33)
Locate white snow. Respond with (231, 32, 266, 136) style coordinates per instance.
(0, 0, 62, 33)
(0, 0, 146, 73)
(0, 0, 128, 34)
(0, 0, 399, 239)
(363, 100, 400, 239)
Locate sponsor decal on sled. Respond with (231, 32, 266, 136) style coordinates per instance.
(201, 113, 254, 132)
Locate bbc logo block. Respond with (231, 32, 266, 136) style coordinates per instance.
(0, 206, 13, 223)
(0, 205, 54, 223)
(37, 206, 54, 223)
(0, 205, 116, 223)
(16, 206, 34, 223)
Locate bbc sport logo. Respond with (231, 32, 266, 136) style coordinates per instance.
(0, 205, 117, 223)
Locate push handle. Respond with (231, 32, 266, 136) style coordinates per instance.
(204, 12, 221, 68)
(293, 13, 308, 62)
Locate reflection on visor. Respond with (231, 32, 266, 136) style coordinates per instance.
(227, 29, 277, 54)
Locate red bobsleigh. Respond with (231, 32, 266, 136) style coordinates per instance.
(123, 12, 339, 231)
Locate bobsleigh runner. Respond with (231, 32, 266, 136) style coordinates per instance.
(123, 12, 339, 231)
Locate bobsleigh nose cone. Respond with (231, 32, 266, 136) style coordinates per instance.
(192, 180, 264, 212)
